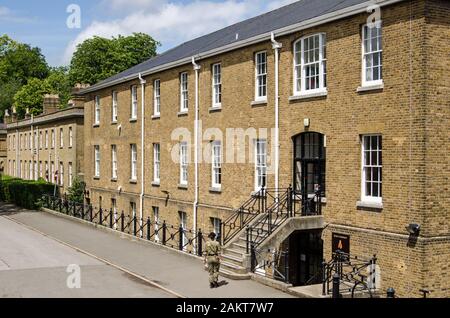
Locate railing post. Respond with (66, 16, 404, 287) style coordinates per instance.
(246, 227, 250, 254)
(284, 250, 289, 284)
(89, 205, 93, 222)
(322, 260, 327, 296)
(239, 208, 243, 229)
(178, 225, 183, 251)
(288, 185, 293, 217)
(197, 229, 203, 256)
(81, 204, 85, 219)
(147, 217, 151, 240)
(133, 216, 137, 236)
(332, 273, 340, 299)
(99, 208, 103, 226)
(120, 212, 124, 232)
(219, 220, 224, 245)
(162, 221, 167, 245)
(109, 209, 113, 228)
(250, 243, 256, 272)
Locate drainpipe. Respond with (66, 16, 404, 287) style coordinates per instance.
(271, 32, 282, 191)
(138, 73, 146, 236)
(191, 56, 201, 247)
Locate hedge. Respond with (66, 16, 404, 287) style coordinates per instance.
(0, 176, 54, 209)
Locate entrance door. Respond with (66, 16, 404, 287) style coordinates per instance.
(289, 230, 323, 286)
(292, 132, 326, 214)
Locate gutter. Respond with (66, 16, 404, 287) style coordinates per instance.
(271, 32, 282, 191)
(78, 0, 404, 94)
(138, 73, 146, 236)
(191, 57, 201, 248)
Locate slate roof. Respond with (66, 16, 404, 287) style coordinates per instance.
(82, 0, 392, 92)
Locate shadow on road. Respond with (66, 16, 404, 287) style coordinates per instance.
(0, 202, 33, 216)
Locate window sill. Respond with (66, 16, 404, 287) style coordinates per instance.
(178, 184, 188, 190)
(93, 176, 100, 180)
(357, 82, 384, 93)
(111, 121, 118, 125)
(152, 181, 160, 187)
(209, 106, 222, 113)
(177, 111, 188, 117)
(111, 178, 117, 182)
(356, 200, 383, 210)
(251, 99, 267, 107)
(129, 179, 137, 184)
(129, 118, 137, 123)
(151, 114, 160, 120)
(93, 124, 100, 128)
(289, 90, 327, 101)
(209, 187, 222, 193)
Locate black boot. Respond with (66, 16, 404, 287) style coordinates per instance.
(210, 283, 215, 289)
(214, 281, 219, 288)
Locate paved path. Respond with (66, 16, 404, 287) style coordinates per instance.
(0, 213, 173, 298)
(0, 203, 292, 298)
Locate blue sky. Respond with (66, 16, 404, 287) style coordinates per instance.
(0, 0, 295, 67)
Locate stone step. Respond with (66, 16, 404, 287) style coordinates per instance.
(219, 268, 251, 280)
(225, 248, 246, 258)
(222, 253, 244, 266)
(232, 241, 247, 251)
(221, 260, 248, 274)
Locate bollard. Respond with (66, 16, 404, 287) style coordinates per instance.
(120, 212, 124, 232)
(197, 229, 203, 256)
(332, 273, 340, 299)
(109, 209, 113, 228)
(386, 287, 395, 298)
(147, 217, 151, 240)
(162, 221, 167, 245)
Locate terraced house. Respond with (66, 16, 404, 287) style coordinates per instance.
(4, 94, 85, 194)
(78, 0, 450, 297)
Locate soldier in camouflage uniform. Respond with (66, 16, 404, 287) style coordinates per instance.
(204, 232, 221, 288)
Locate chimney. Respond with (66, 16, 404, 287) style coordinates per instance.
(70, 84, 90, 108)
(4, 109, 11, 124)
(43, 94, 60, 114)
(11, 106, 17, 122)
(25, 108, 31, 119)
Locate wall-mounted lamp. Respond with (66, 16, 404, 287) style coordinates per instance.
(304, 118, 310, 128)
(162, 190, 170, 206)
(406, 223, 420, 236)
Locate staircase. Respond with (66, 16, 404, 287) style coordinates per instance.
(219, 187, 322, 281)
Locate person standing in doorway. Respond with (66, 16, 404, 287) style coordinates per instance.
(204, 232, 221, 288)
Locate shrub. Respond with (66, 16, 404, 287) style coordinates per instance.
(67, 177, 85, 203)
(0, 176, 54, 209)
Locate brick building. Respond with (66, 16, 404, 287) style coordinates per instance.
(78, 0, 449, 297)
(5, 94, 85, 194)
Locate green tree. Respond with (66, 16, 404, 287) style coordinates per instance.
(13, 78, 51, 118)
(67, 177, 85, 203)
(69, 33, 159, 85)
(0, 34, 49, 118)
(44, 67, 72, 107)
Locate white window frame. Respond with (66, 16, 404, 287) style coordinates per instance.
(112, 198, 118, 230)
(45, 130, 48, 149)
(130, 144, 137, 181)
(51, 129, 55, 149)
(111, 145, 118, 179)
(39, 132, 43, 149)
(293, 33, 327, 95)
(212, 217, 221, 240)
(180, 72, 188, 112)
(112, 91, 118, 122)
(59, 162, 64, 186)
(254, 139, 267, 191)
(69, 126, 73, 148)
(45, 162, 49, 182)
(131, 85, 138, 120)
(361, 22, 383, 87)
(68, 162, 73, 187)
(94, 145, 100, 178)
(94, 95, 100, 125)
(361, 135, 382, 203)
(212, 63, 222, 107)
(255, 51, 267, 101)
(59, 128, 64, 148)
(179, 142, 188, 185)
(29, 161, 33, 181)
(179, 211, 187, 251)
(211, 141, 222, 189)
(153, 143, 160, 183)
(153, 79, 160, 116)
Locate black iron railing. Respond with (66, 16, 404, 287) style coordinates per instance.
(321, 250, 377, 298)
(41, 194, 206, 256)
(251, 248, 289, 284)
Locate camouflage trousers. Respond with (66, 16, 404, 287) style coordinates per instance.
(207, 259, 220, 284)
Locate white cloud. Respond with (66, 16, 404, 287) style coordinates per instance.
(0, 6, 35, 23)
(63, 0, 300, 65)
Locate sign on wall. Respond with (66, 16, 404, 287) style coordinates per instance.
(332, 233, 350, 254)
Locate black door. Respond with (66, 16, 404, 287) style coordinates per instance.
(289, 230, 323, 286)
(293, 132, 326, 214)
